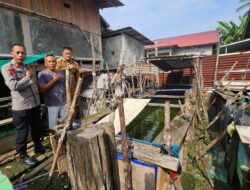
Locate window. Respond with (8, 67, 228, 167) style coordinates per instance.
(63, 2, 70, 9)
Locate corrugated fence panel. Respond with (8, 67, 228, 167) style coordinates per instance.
(202, 52, 250, 88)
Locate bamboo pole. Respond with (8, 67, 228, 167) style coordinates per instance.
(197, 147, 214, 188)
(103, 78, 107, 111)
(49, 76, 83, 182)
(164, 101, 171, 146)
(178, 100, 185, 116)
(206, 110, 223, 130)
(194, 58, 209, 123)
(21, 156, 53, 181)
(66, 67, 71, 112)
(117, 97, 133, 190)
(197, 130, 227, 159)
(219, 61, 238, 85)
(213, 43, 220, 88)
(243, 56, 250, 80)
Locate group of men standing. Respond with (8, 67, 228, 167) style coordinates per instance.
(1, 44, 78, 167)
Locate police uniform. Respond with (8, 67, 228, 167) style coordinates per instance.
(1, 60, 43, 156)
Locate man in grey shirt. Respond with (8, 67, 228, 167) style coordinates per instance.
(1, 44, 50, 167)
(38, 54, 66, 131)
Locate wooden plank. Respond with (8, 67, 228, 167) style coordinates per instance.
(0, 118, 13, 127)
(97, 98, 151, 135)
(236, 125, 250, 144)
(0, 96, 11, 102)
(164, 101, 171, 146)
(116, 139, 179, 172)
(156, 89, 187, 92)
(118, 159, 155, 190)
(49, 135, 68, 174)
(148, 103, 180, 108)
(145, 95, 185, 99)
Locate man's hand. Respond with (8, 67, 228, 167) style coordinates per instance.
(25, 70, 33, 78)
(52, 74, 63, 82)
(69, 63, 76, 70)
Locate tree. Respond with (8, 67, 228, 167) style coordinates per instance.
(236, 0, 250, 17)
(218, 15, 247, 44)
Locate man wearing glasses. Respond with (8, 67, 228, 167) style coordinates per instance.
(1, 44, 50, 167)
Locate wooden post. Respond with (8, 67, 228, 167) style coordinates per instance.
(103, 78, 107, 111)
(164, 101, 171, 146)
(117, 97, 133, 190)
(66, 67, 71, 111)
(67, 123, 120, 190)
(49, 76, 83, 181)
(219, 61, 238, 85)
(241, 165, 250, 190)
(213, 43, 220, 88)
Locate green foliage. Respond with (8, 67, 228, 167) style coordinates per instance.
(236, 0, 250, 17)
(218, 15, 247, 44)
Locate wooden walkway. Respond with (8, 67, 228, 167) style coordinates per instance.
(0, 139, 53, 181)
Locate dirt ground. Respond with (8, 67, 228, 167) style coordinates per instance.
(26, 172, 70, 190)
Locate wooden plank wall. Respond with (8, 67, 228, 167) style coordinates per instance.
(202, 52, 250, 88)
(139, 64, 192, 86)
(1, 0, 101, 35)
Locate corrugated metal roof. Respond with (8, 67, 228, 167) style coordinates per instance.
(96, 0, 124, 8)
(102, 27, 154, 45)
(147, 55, 194, 71)
(145, 30, 220, 49)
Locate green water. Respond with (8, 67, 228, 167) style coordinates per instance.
(126, 106, 180, 142)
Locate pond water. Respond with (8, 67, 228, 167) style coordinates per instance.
(126, 102, 180, 142)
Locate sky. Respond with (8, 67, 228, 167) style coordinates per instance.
(101, 0, 245, 40)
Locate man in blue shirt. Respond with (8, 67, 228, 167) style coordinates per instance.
(38, 54, 66, 132)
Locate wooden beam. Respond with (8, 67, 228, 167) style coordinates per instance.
(116, 139, 179, 171)
(213, 43, 220, 88)
(0, 96, 11, 102)
(148, 103, 180, 108)
(144, 95, 185, 99)
(118, 98, 133, 190)
(0, 118, 13, 127)
(164, 101, 171, 146)
(206, 110, 223, 130)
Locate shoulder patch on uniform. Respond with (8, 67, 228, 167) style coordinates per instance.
(8, 68, 15, 77)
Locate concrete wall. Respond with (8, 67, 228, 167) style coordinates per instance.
(174, 45, 213, 56)
(146, 45, 214, 57)
(103, 34, 145, 71)
(0, 7, 101, 59)
(0, 8, 24, 53)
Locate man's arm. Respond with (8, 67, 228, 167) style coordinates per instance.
(38, 73, 63, 92)
(1, 65, 33, 91)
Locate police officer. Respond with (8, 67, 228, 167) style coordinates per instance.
(1, 44, 50, 167)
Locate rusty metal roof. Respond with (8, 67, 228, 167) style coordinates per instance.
(145, 30, 219, 50)
(147, 55, 194, 71)
(102, 27, 154, 45)
(96, 0, 124, 9)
